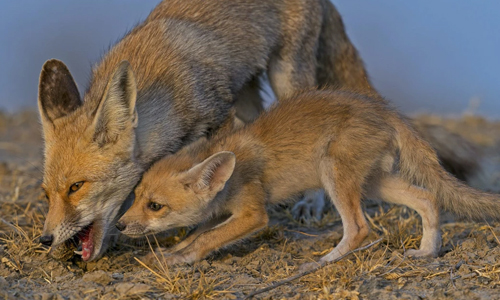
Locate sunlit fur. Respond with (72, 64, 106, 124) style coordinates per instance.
(38, 0, 481, 261)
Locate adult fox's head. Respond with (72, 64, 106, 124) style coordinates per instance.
(38, 59, 143, 261)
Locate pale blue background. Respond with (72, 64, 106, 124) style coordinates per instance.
(0, 1, 499, 118)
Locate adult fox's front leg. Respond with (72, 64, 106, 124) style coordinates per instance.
(266, 2, 326, 222)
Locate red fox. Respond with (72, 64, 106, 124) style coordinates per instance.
(38, 0, 482, 261)
(116, 89, 500, 266)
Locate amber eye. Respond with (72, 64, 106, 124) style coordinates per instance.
(148, 202, 163, 212)
(69, 181, 84, 194)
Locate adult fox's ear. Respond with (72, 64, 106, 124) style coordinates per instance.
(38, 59, 82, 125)
(183, 151, 236, 195)
(92, 60, 138, 146)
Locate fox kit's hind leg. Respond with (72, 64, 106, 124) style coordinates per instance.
(317, 159, 370, 264)
(375, 176, 442, 257)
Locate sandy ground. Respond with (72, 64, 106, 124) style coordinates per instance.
(1, 110, 500, 299)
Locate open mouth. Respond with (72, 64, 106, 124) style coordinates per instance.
(69, 223, 95, 261)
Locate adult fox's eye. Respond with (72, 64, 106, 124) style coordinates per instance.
(148, 202, 163, 211)
(69, 181, 84, 194)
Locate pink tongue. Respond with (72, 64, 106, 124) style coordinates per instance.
(81, 225, 94, 261)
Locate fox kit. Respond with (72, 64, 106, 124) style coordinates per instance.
(117, 89, 500, 266)
(38, 0, 481, 261)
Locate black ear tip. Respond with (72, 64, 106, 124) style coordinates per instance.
(42, 59, 69, 74)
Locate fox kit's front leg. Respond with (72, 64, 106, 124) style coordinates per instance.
(163, 183, 269, 265)
(145, 215, 230, 263)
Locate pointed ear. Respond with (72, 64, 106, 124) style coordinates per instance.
(183, 151, 236, 195)
(92, 61, 138, 146)
(38, 59, 82, 124)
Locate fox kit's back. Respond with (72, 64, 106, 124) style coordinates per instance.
(240, 90, 395, 201)
(251, 90, 394, 147)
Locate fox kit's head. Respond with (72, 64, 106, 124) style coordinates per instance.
(38, 59, 143, 261)
(117, 151, 235, 237)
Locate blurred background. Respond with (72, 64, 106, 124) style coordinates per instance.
(0, 0, 499, 118)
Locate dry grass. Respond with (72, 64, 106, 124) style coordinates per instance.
(1, 111, 500, 299)
(128, 235, 234, 299)
(136, 256, 235, 299)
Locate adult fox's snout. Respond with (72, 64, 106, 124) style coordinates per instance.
(39, 235, 53, 247)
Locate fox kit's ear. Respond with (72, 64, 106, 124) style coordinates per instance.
(38, 59, 82, 125)
(92, 61, 138, 146)
(184, 151, 236, 195)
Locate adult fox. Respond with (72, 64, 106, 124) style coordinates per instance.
(38, 0, 479, 261)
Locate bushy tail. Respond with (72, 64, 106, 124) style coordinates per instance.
(394, 116, 500, 221)
(411, 119, 481, 182)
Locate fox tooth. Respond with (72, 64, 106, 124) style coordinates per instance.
(74, 250, 83, 255)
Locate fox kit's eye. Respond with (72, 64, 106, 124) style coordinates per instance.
(148, 202, 163, 211)
(69, 181, 84, 194)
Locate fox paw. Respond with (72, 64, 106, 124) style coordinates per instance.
(141, 252, 160, 265)
(291, 189, 325, 222)
(163, 254, 191, 266)
(141, 249, 195, 266)
(140, 248, 168, 265)
(406, 248, 438, 258)
(298, 261, 320, 273)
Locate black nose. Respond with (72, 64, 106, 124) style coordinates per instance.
(39, 235, 53, 247)
(115, 222, 127, 232)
